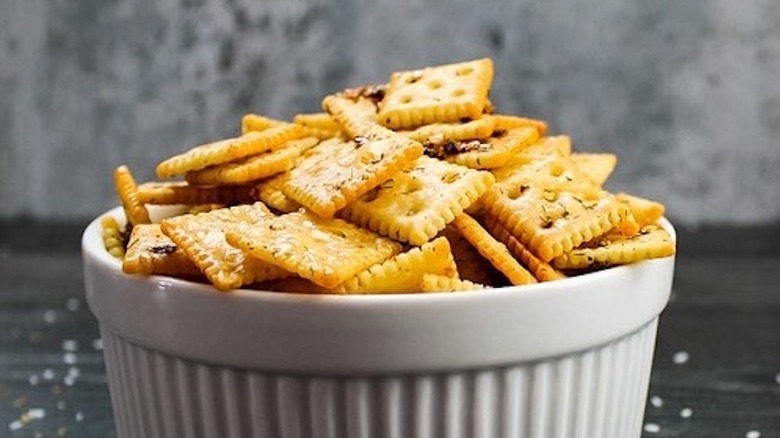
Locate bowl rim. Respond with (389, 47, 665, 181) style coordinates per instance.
(83, 206, 676, 303)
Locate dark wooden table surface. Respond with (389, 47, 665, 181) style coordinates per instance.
(1, 221, 779, 437)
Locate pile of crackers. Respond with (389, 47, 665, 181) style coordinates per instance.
(104, 58, 675, 293)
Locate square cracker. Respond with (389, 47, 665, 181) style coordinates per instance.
(156, 124, 304, 178)
(225, 210, 402, 288)
(446, 127, 540, 169)
(552, 224, 675, 269)
(482, 156, 631, 262)
(184, 137, 319, 186)
(253, 173, 302, 213)
(570, 153, 617, 187)
(400, 117, 495, 144)
(339, 156, 494, 246)
(440, 225, 505, 285)
(160, 203, 289, 291)
(136, 181, 255, 206)
(378, 58, 494, 129)
(334, 237, 458, 293)
(282, 128, 423, 218)
(123, 224, 201, 277)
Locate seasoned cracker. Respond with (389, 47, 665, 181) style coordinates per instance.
(282, 128, 423, 218)
(401, 117, 495, 143)
(335, 237, 458, 293)
(450, 214, 537, 285)
(552, 225, 675, 269)
(241, 113, 285, 134)
(123, 224, 201, 277)
(184, 137, 319, 186)
(136, 182, 255, 206)
(419, 274, 486, 292)
(492, 136, 573, 183)
(446, 127, 540, 169)
(156, 124, 304, 178)
(114, 165, 151, 226)
(101, 216, 126, 258)
(489, 114, 549, 136)
(322, 95, 380, 138)
(483, 214, 565, 282)
(160, 203, 289, 291)
(571, 153, 617, 187)
(378, 58, 494, 129)
(293, 113, 342, 139)
(253, 174, 301, 213)
(225, 210, 402, 289)
(339, 156, 494, 245)
(616, 193, 665, 227)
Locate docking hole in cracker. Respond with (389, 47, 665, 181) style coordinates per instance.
(106, 58, 674, 293)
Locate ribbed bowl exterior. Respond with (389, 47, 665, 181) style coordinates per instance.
(101, 319, 657, 438)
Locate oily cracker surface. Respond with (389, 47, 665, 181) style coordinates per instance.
(401, 117, 495, 143)
(225, 210, 402, 289)
(339, 156, 494, 246)
(136, 182, 255, 206)
(378, 58, 494, 129)
(156, 124, 304, 178)
(282, 128, 423, 218)
(440, 225, 504, 285)
(334, 237, 458, 293)
(123, 224, 201, 277)
(293, 113, 343, 139)
(450, 214, 537, 285)
(489, 114, 549, 136)
(419, 274, 486, 292)
(483, 214, 565, 282)
(114, 165, 151, 226)
(253, 173, 302, 213)
(570, 153, 617, 187)
(241, 113, 286, 134)
(616, 193, 665, 227)
(447, 127, 540, 169)
(322, 95, 380, 138)
(552, 225, 675, 269)
(160, 203, 289, 291)
(184, 137, 319, 186)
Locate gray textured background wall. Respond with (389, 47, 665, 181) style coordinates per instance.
(1, 0, 779, 224)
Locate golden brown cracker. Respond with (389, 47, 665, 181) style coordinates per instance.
(225, 210, 402, 289)
(335, 237, 458, 293)
(419, 274, 486, 292)
(241, 113, 285, 134)
(123, 224, 201, 277)
(156, 124, 304, 178)
(378, 58, 494, 129)
(440, 225, 503, 285)
(489, 114, 549, 136)
(339, 156, 494, 245)
(293, 113, 342, 139)
(184, 137, 319, 186)
(322, 95, 380, 138)
(160, 203, 289, 291)
(401, 117, 495, 143)
(552, 225, 675, 269)
(483, 214, 565, 282)
(450, 214, 537, 285)
(570, 153, 617, 187)
(114, 165, 151, 226)
(282, 128, 423, 218)
(253, 174, 302, 213)
(446, 127, 540, 169)
(101, 216, 126, 258)
(136, 182, 255, 206)
(616, 193, 665, 227)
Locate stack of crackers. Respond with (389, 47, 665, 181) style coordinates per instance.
(104, 58, 675, 293)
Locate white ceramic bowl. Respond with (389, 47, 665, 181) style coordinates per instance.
(83, 207, 675, 438)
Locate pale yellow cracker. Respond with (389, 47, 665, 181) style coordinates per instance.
(122, 224, 201, 277)
(419, 274, 486, 292)
(483, 156, 631, 262)
(616, 193, 665, 227)
(401, 117, 495, 143)
(293, 113, 342, 139)
(440, 225, 504, 285)
(335, 237, 458, 294)
(252, 174, 301, 213)
(156, 124, 304, 178)
(447, 127, 540, 169)
(483, 214, 565, 282)
(241, 113, 285, 134)
(282, 128, 423, 218)
(114, 165, 151, 226)
(450, 214, 537, 285)
(160, 203, 289, 291)
(322, 95, 380, 138)
(552, 225, 676, 269)
(378, 58, 494, 129)
(225, 210, 402, 289)
(570, 153, 617, 187)
(339, 156, 494, 245)
(136, 182, 255, 206)
(184, 137, 319, 186)
(492, 136, 573, 183)
(101, 216, 126, 258)
(489, 114, 548, 136)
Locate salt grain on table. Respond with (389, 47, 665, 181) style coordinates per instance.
(8, 420, 23, 431)
(650, 395, 663, 408)
(67, 366, 80, 377)
(43, 310, 57, 324)
(746, 431, 761, 438)
(644, 423, 661, 433)
(673, 351, 690, 365)
(63, 352, 78, 365)
(65, 297, 81, 312)
(775, 373, 780, 384)
(29, 374, 40, 386)
(64, 375, 76, 386)
(92, 338, 103, 351)
(27, 408, 45, 420)
(680, 407, 693, 418)
(62, 339, 79, 352)
(75, 412, 84, 422)
(42, 369, 55, 380)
